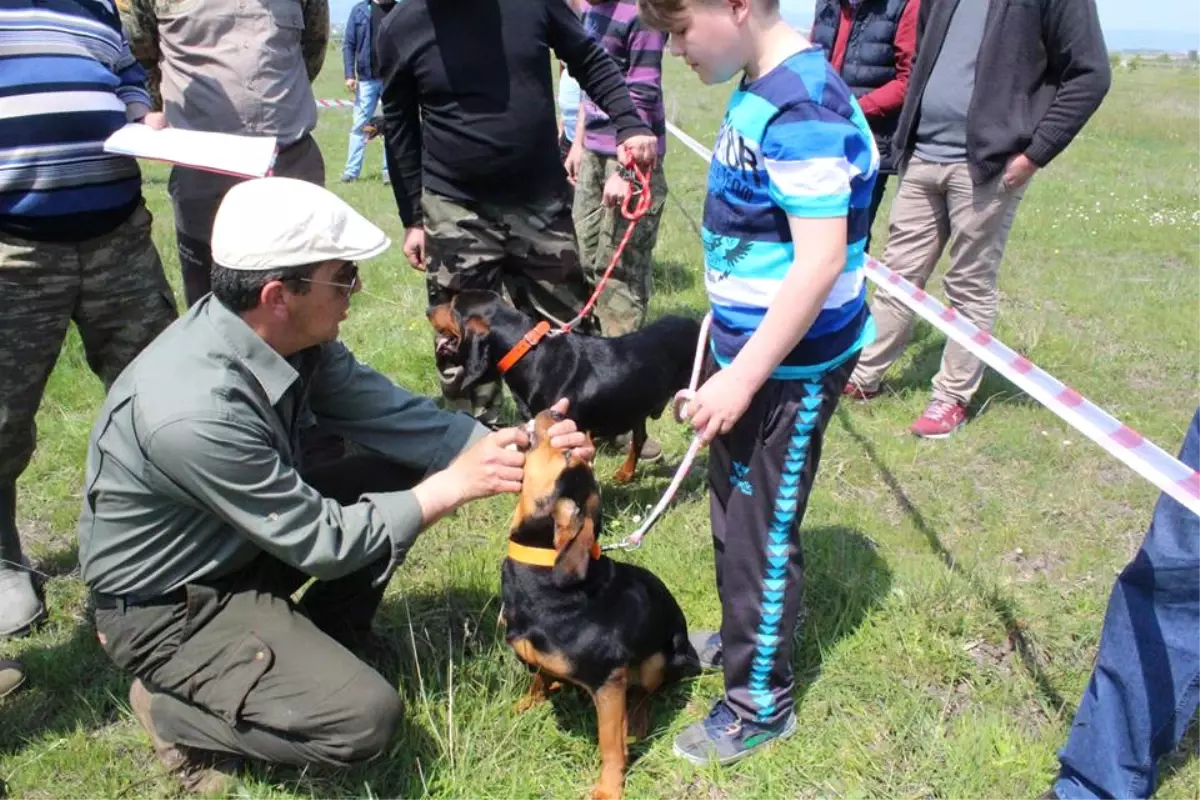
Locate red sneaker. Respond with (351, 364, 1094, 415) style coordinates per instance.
(843, 381, 882, 402)
(910, 400, 967, 438)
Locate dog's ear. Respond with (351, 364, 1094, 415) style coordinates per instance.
(427, 303, 463, 358)
(551, 497, 595, 587)
(460, 314, 496, 388)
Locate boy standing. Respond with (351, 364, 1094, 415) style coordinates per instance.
(567, 0, 669, 338)
(639, 0, 877, 764)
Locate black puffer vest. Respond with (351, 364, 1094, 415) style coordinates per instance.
(811, 0, 908, 173)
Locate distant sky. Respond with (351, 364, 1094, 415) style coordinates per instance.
(779, 0, 1200, 33)
(328, 0, 1200, 51)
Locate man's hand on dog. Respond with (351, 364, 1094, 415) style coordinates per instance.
(414, 399, 593, 523)
(683, 369, 755, 444)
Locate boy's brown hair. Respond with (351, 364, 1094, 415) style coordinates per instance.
(637, 0, 780, 33)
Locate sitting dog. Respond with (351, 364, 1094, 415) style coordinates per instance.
(502, 409, 693, 799)
(427, 289, 700, 482)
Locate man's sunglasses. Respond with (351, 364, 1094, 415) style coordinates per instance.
(300, 262, 360, 295)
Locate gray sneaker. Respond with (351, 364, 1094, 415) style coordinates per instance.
(673, 699, 797, 766)
(688, 630, 722, 671)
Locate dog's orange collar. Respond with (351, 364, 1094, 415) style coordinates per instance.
(506, 539, 601, 567)
(497, 321, 552, 374)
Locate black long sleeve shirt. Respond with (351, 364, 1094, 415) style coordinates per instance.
(376, 0, 650, 227)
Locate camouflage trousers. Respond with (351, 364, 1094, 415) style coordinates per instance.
(572, 149, 669, 337)
(0, 203, 178, 486)
(421, 188, 596, 425)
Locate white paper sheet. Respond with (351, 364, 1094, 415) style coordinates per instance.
(103, 124, 278, 177)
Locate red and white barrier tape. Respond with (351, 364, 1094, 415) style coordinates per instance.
(663, 121, 1200, 516)
(315, 98, 355, 109)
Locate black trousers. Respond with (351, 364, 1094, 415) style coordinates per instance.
(707, 355, 857, 728)
(93, 455, 420, 767)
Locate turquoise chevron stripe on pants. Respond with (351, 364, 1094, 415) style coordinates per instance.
(707, 354, 857, 728)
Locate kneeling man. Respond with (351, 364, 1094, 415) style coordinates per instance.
(78, 177, 590, 792)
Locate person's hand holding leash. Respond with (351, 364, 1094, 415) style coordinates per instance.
(617, 135, 658, 171)
(403, 227, 426, 271)
(683, 367, 756, 444)
(602, 171, 631, 208)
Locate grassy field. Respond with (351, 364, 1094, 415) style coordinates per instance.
(1, 48, 1198, 800)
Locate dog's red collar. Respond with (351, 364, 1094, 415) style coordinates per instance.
(506, 539, 601, 567)
(497, 321, 552, 374)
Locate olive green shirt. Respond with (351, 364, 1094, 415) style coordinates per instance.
(78, 296, 488, 597)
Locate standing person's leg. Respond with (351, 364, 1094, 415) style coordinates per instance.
(172, 136, 326, 308)
(0, 235, 79, 637)
(571, 152, 667, 337)
(674, 357, 857, 764)
(847, 158, 951, 394)
(343, 81, 373, 181)
(1052, 410, 1200, 800)
(358, 80, 388, 182)
(74, 201, 178, 388)
(422, 190, 509, 426)
(499, 187, 597, 336)
(687, 352, 734, 670)
(864, 172, 889, 255)
(572, 148, 606, 302)
(169, 167, 240, 307)
(928, 164, 1026, 410)
(275, 134, 327, 187)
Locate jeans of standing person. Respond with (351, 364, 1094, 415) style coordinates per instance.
(343, 79, 388, 181)
(1053, 409, 1200, 799)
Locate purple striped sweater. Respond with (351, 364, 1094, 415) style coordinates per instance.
(580, 0, 666, 157)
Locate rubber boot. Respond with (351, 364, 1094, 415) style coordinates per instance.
(0, 485, 45, 638)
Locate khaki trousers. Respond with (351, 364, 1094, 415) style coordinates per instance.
(850, 157, 1027, 406)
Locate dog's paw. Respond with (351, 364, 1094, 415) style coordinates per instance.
(589, 783, 623, 800)
(514, 693, 546, 713)
(612, 464, 636, 484)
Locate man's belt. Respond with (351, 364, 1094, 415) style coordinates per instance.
(91, 587, 187, 611)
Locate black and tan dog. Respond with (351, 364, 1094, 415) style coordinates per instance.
(502, 409, 693, 799)
(428, 289, 700, 482)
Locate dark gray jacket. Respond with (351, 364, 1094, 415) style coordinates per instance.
(894, 0, 1112, 183)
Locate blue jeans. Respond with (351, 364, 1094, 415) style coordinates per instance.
(343, 79, 387, 180)
(1055, 409, 1200, 799)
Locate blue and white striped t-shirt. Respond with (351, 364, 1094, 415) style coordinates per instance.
(703, 46, 878, 380)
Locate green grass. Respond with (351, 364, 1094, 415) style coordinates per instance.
(2, 50, 1198, 799)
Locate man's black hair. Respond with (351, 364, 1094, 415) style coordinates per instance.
(211, 262, 322, 313)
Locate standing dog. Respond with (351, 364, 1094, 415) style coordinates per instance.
(428, 289, 700, 482)
(502, 409, 694, 799)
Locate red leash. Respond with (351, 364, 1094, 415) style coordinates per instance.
(496, 161, 652, 372)
(551, 161, 652, 335)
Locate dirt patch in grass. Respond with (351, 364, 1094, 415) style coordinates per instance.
(1000, 548, 1065, 582)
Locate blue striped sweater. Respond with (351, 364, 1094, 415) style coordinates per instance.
(0, 0, 151, 242)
